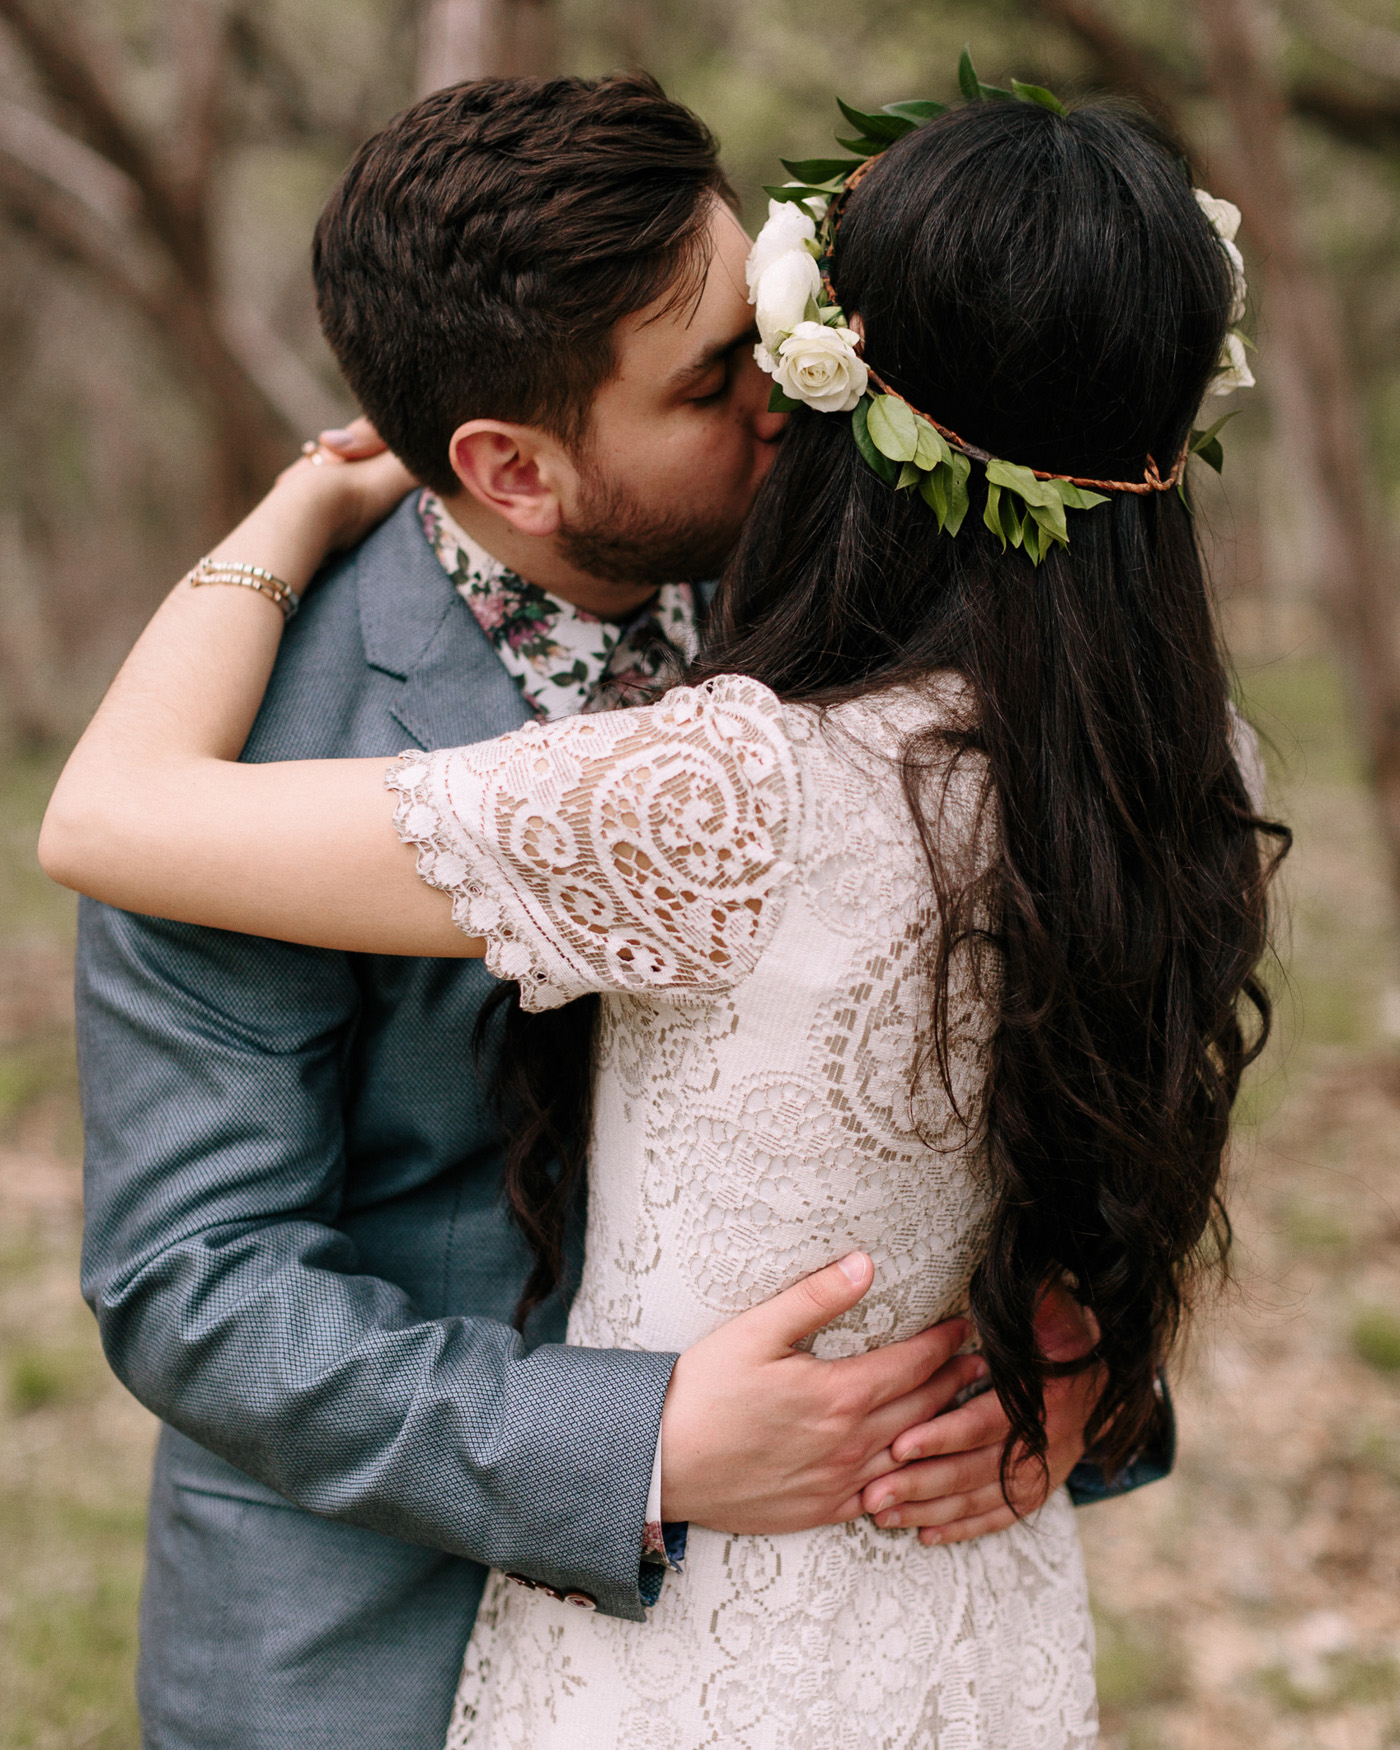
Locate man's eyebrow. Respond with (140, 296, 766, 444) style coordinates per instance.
(666, 323, 760, 389)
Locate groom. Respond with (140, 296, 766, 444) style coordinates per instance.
(76, 72, 1170, 1750)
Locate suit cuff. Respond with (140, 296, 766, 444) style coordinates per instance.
(1067, 1373, 1176, 1506)
(639, 1419, 688, 1607)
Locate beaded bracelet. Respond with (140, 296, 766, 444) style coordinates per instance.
(186, 557, 301, 620)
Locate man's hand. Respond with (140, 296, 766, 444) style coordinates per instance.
(660, 1254, 988, 1534)
(858, 1283, 1104, 1545)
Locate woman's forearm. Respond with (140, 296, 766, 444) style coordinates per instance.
(36, 455, 478, 957)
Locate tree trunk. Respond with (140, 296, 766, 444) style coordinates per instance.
(416, 0, 554, 94)
(1196, 0, 1400, 893)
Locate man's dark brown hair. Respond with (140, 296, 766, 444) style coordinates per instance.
(313, 72, 734, 495)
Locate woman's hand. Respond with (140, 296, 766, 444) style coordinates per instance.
(279, 417, 416, 558)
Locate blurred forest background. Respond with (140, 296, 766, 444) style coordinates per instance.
(2, 0, 1400, 1745)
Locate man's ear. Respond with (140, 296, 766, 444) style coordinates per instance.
(447, 420, 580, 538)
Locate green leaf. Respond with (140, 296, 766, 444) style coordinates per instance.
(944, 453, 972, 535)
(1190, 411, 1238, 474)
(836, 98, 917, 142)
(768, 384, 803, 413)
(1022, 514, 1043, 563)
(1194, 438, 1225, 472)
(896, 460, 923, 491)
(819, 304, 848, 326)
(851, 397, 899, 484)
(958, 47, 1013, 102)
(1011, 79, 1068, 116)
(984, 480, 1006, 548)
(866, 393, 920, 463)
(833, 135, 885, 159)
(1029, 495, 1068, 546)
(1049, 480, 1110, 512)
(762, 184, 829, 207)
(883, 99, 948, 123)
(986, 457, 1058, 510)
(913, 418, 950, 472)
(780, 158, 863, 185)
(919, 465, 949, 529)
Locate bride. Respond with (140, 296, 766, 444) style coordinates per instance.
(42, 88, 1280, 1748)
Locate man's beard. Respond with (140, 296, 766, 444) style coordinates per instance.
(556, 464, 744, 587)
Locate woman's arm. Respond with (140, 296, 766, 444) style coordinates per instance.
(40, 450, 484, 958)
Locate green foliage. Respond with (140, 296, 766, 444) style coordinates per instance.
(851, 397, 899, 485)
(958, 47, 1013, 103)
(1011, 79, 1068, 116)
(1352, 1307, 1400, 1373)
(1189, 412, 1239, 474)
(779, 157, 861, 184)
(855, 390, 1114, 557)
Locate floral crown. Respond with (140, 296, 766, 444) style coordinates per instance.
(746, 51, 1254, 564)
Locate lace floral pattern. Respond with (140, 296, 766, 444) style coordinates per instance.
(400, 674, 1098, 1748)
(386, 676, 800, 1012)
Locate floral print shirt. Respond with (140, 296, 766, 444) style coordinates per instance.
(418, 492, 699, 723)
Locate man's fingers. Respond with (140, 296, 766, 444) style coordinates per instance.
(830, 1316, 972, 1410)
(890, 1383, 1012, 1466)
(741, 1253, 874, 1354)
(921, 1505, 1018, 1546)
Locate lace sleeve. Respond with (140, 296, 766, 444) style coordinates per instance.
(385, 675, 802, 1010)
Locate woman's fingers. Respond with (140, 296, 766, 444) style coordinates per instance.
(889, 1382, 1011, 1467)
(865, 1441, 1053, 1524)
(318, 416, 388, 459)
(920, 1505, 1018, 1546)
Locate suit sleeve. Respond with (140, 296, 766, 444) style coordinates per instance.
(76, 898, 673, 1621)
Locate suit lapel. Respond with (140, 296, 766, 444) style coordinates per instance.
(355, 495, 533, 752)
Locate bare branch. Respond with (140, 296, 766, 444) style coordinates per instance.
(217, 303, 349, 437)
(1197, 0, 1400, 894)
(0, 99, 138, 230)
(0, 0, 209, 285)
(0, 149, 167, 329)
(167, 0, 232, 213)
(1283, 0, 1400, 84)
(1289, 79, 1400, 151)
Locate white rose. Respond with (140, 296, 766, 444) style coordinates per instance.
(745, 200, 817, 298)
(754, 250, 822, 350)
(1194, 188, 1241, 244)
(1221, 236, 1247, 325)
(1210, 329, 1255, 396)
(773, 321, 869, 413)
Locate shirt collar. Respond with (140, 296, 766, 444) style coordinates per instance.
(417, 491, 697, 721)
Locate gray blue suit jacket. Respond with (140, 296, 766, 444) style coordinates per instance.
(75, 495, 1172, 1750)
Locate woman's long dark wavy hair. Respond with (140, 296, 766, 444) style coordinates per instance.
(492, 97, 1288, 1483)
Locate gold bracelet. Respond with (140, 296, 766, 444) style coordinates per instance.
(186, 557, 301, 620)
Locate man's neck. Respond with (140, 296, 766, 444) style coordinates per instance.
(435, 488, 657, 623)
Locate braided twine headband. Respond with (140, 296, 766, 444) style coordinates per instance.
(826, 152, 1189, 498)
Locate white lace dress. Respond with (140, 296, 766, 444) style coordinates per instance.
(387, 673, 1098, 1750)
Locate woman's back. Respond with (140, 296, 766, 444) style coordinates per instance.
(389, 672, 1098, 1749)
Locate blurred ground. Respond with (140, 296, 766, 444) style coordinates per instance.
(1, 643, 1399, 1747)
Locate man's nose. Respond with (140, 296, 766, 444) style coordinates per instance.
(754, 408, 789, 443)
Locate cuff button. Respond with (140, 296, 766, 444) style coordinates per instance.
(563, 1591, 598, 1610)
